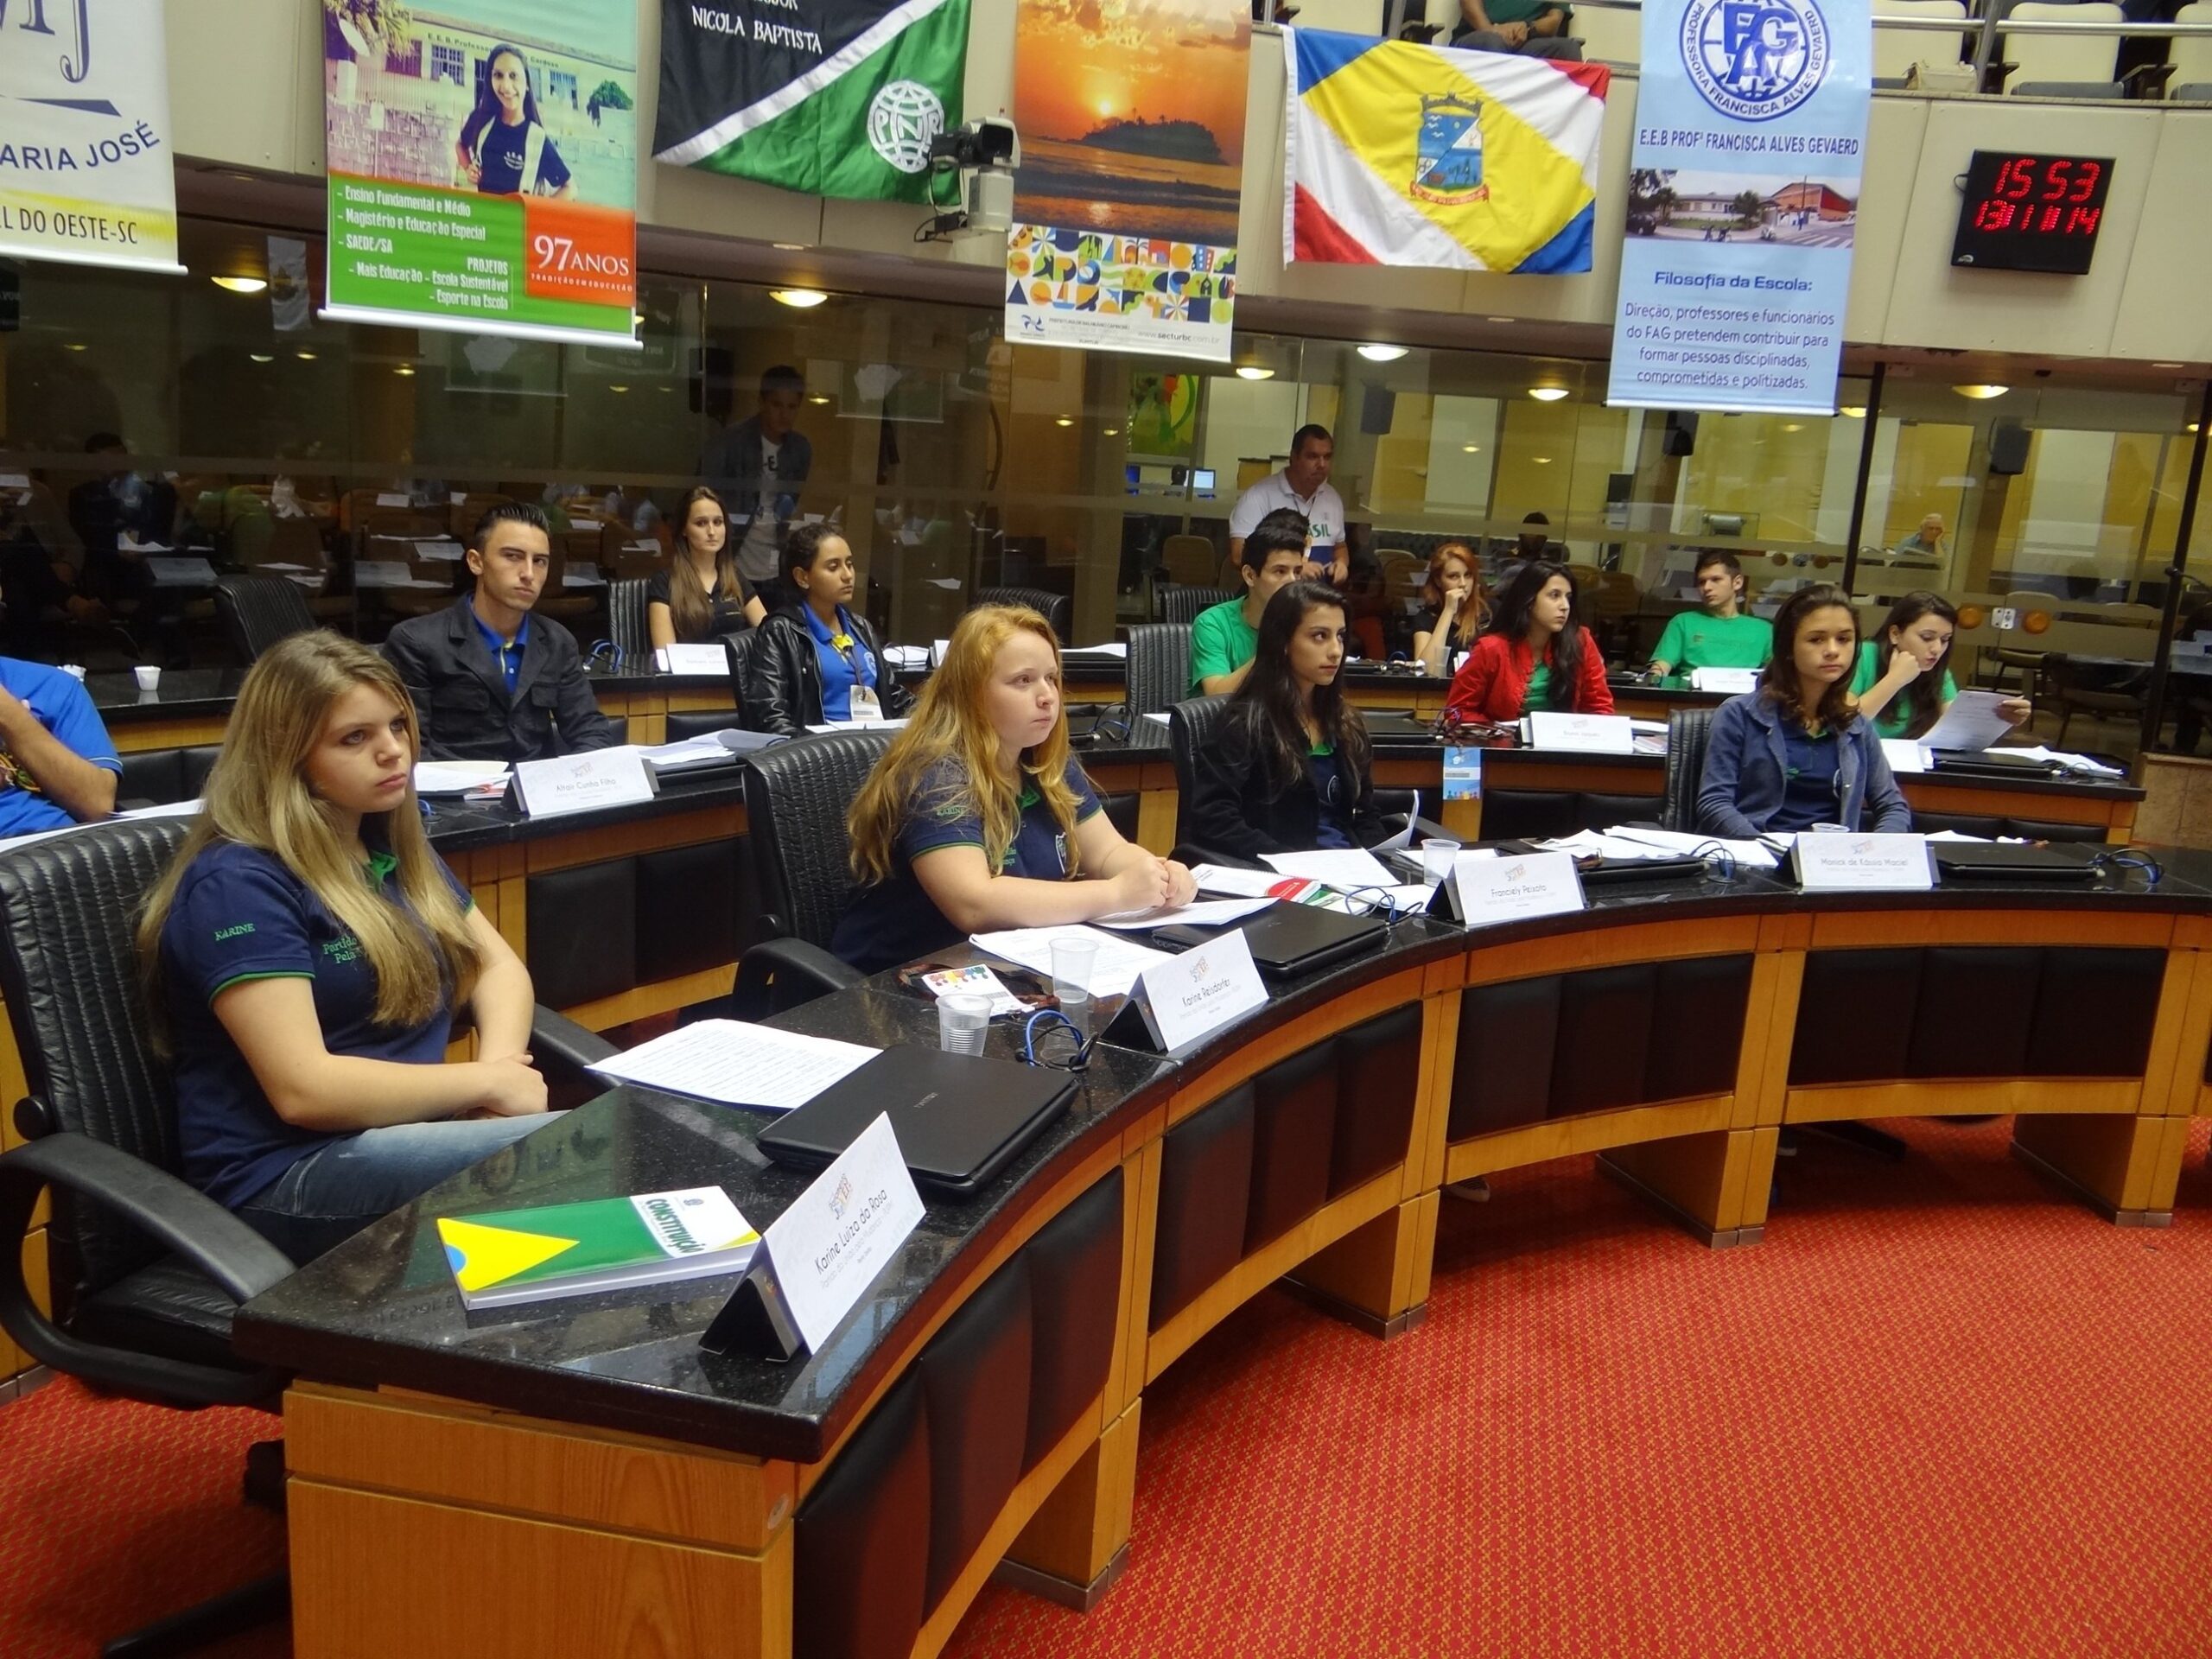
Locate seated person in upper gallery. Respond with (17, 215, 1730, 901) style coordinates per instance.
(745, 524, 912, 734)
(1849, 591, 2031, 742)
(1442, 557, 1616, 723)
(648, 486, 766, 650)
(1452, 0, 1583, 56)
(1696, 583, 1912, 837)
(830, 605, 1195, 976)
(1190, 514, 1314, 696)
(1647, 549, 1773, 677)
(1185, 580, 1389, 861)
(0, 650, 121, 836)
(1409, 539, 1489, 677)
(141, 632, 552, 1263)
(382, 503, 618, 763)
(1891, 513, 1947, 563)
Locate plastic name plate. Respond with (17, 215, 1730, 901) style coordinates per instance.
(1132, 927, 1268, 1054)
(1791, 833, 1935, 892)
(1527, 712, 1635, 754)
(1452, 850, 1586, 929)
(1689, 667, 1759, 694)
(655, 644, 730, 676)
(512, 747, 657, 820)
(701, 1113, 925, 1361)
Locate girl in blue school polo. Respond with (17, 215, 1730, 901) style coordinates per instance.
(137, 632, 551, 1263)
(831, 605, 1195, 975)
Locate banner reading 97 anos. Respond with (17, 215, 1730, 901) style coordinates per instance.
(321, 2, 639, 347)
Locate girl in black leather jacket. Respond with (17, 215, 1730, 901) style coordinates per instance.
(743, 524, 912, 734)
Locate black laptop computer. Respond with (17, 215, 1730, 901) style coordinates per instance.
(1931, 841, 2101, 882)
(755, 1047, 1077, 1198)
(1154, 900, 1388, 980)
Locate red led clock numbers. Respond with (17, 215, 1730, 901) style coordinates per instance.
(1951, 150, 2114, 276)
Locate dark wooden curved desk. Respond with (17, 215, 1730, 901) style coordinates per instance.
(233, 855, 2212, 1659)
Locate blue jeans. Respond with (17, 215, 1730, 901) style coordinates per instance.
(238, 1114, 552, 1264)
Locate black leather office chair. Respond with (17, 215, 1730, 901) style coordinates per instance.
(607, 576, 651, 664)
(1159, 584, 1238, 628)
(723, 627, 762, 729)
(1128, 623, 1192, 716)
(213, 575, 315, 664)
(0, 818, 618, 1656)
(975, 586, 1071, 643)
(116, 743, 223, 809)
(1662, 707, 1715, 833)
(733, 733, 887, 1014)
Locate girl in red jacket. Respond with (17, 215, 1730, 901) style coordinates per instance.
(1443, 559, 1615, 723)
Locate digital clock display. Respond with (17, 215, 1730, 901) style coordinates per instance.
(1951, 151, 2114, 276)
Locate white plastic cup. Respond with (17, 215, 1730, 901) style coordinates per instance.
(1051, 937, 1099, 1038)
(58, 664, 86, 682)
(936, 992, 991, 1056)
(133, 665, 162, 691)
(1419, 839, 1463, 887)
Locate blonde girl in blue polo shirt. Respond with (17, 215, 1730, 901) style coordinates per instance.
(137, 632, 550, 1263)
(831, 605, 1196, 975)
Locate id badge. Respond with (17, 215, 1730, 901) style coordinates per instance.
(849, 685, 884, 720)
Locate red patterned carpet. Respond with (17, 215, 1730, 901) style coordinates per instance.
(6, 1116, 2210, 1659)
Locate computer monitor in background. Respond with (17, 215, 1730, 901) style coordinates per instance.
(1192, 467, 1217, 499)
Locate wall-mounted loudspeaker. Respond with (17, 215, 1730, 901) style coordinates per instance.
(1359, 384, 1396, 435)
(1662, 410, 1699, 456)
(1989, 423, 2031, 475)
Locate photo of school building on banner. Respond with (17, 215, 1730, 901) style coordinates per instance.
(1605, 0, 1869, 416)
(1005, 0, 1248, 364)
(0, 0, 183, 276)
(321, 0, 639, 346)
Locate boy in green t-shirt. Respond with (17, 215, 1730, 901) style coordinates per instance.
(1649, 549, 1773, 676)
(1190, 517, 1311, 695)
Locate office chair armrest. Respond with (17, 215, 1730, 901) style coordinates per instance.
(528, 1004, 620, 1072)
(0, 1130, 294, 1405)
(732, 938, 866, 1019)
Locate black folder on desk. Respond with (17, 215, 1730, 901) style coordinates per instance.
(755, 1047, 1075, 1198)
(1930, 842, 2100, 882)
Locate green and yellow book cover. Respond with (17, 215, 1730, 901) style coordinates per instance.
(438, 1186, 759, 1311)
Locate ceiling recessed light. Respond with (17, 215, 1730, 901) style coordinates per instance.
(1357, 344, 1408, 362)
(249, 353, 274, 363)
(1054, 416, 1074, 427)
(1839, 404, 1866, 418)
(772, 288, 828, 308)
(772, 242, 806, 251)
(2153, 361, 2183, 370)
(295, 350, 317, 360)
(1528, 386, 1570, 402)
(1783, 423, 1803, 432)
(2190, 423, 2202, 434)
(211, 275, 266, 294)
(1953, 383, 2009, 399)
(608, 385, 629, 393)
(1103, 427, 1119, 436)
(393, 365, 415, 377)
(1462, 444, 1480, 453)
(1486, 315, 1514, 324)
(1235, 365, 1274, 380)
(807, 394, 830, 404)
(1532, 456, 1552, 464)
(62, 342, 87, 353)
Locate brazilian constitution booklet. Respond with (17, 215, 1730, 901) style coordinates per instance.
(437, 1187, 760, 1312)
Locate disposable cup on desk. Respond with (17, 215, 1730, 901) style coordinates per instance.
(133, 665, 162, 691)
(1419, 839, 1461, 887)
(1050, 938, 1098, 1038)
(937, 993, 992, 1055)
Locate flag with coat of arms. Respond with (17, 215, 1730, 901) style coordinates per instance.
(1284, 28, 1610, 272)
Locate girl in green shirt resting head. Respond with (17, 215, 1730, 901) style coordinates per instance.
(1849, 591, 2031, 741)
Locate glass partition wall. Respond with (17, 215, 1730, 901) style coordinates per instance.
(2, 216, 2203, 747)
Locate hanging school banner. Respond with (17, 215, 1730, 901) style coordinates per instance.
(652, 0, 971, 203)
(1283, 29, 1608, 274)
(1007, 0, 1249, 364)
(0, 0, 182, 275)
(1605, 0, 1869, 414)
(322, 2, 639, 346)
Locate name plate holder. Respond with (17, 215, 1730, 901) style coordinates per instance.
(1526, 712, 1637, 755)
(701, 1113, 925, 1363)
(1124, 927, 1268, 1055)
(1790, 832, 1936, 891)
(1450, 849, 1586, 928)
(655, 643, 732, 676)
(512, 747, 658, 819)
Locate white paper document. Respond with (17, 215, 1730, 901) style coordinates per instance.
(1880, 739, 1928, 775)
(1372, 793, 1421, 853)
(641, 735, 736, 773)
(1095, 896, 1275, 931)
(144, 556, 217, 588)
(0, 798, 202, 856)
(411, 539, 463, 562)
(886, 645, 933, 670)
(2000, 745, 2126, 778)
(1191, 863, 1289, 899)
(1141, 712, 1172, 727)
(1601, 825, 1780, 869)
(1918, 690, 2014, 754)
(804, 717, 908, 733)
(1063, 643, 1128, 659)
(655, 644, 730, 676)
(588, 1020, 880, 1112)
(1262, 848, 1397, 892)
(1526, 712, 1636, 754)
(969, 925, 1169, 997)
(413, 760, 512, 796)
(1535, 830, 1699, 862)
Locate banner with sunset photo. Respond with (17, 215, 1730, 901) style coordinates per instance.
(1007, 0, 1249, 361)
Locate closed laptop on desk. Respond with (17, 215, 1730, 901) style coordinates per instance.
(755, 1047, 1076, 1198)
(1155, 901, 1386, 979)
(1931, 842, 2101, 882)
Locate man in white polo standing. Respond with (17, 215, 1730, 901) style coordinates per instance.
(1225, 423, 1348, 587)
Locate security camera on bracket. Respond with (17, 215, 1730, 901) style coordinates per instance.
(918, 116, 1020, 243)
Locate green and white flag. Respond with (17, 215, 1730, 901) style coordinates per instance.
(653, 0, 969, 203)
